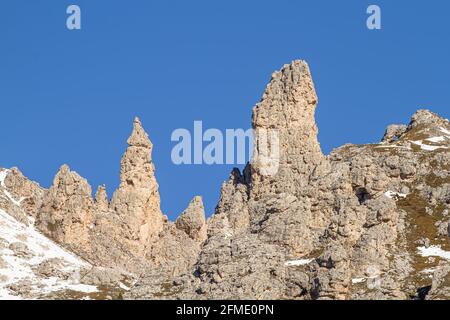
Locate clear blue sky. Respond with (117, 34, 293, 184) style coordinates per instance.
(1, 1, 449, 220)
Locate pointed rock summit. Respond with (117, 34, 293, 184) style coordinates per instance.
(127, 117, 153, 148)
(94, 185, 109, 213)
(37, 164, 94, 253)
(110, 117, 164, 251)
(3, 60, 449, 300)
(176, 196, 207, 243)
(409, 109, 449, 129)
(251, 60, 326, 193)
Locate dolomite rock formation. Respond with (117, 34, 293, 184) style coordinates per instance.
(126, 61, 450, 300)
(94, 185, 109, 213)
(0, 168, 45, 225)
(1, 60, 449, 300)
(109, 117, 165, 250)
(36, 165, 94, 254)
(176, 196, 207, 242)
(32, 117, 207, 277)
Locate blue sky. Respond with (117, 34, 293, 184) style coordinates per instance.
(0, 1, 449, 219)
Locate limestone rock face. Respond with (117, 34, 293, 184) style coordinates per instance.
(176, 196, 207, 243)
(94, 185, 109, 213)
(126, 61, 449, 300)
(251, 60, 325, 193)
(382, 124, 407, 143)
(109, 117, 165, 252)
(409, 109, 448, 129)
(0, 168, 45, 225)
(1, 60, 449, 300)
(36, 165, 94, 253)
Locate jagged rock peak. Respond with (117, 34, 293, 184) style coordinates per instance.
(51, 164, 91, 195)
(176, 196, 207, 242)
(253, 60, 319, 129)
(36, 164, 94, 250)
(109, 117, 164, 247)
(118, 117, 158, 189)
(381, 124, 408, 143)
(409, 109, 449, 129)
(94, 184, 109, 212)
(250, 60, 326, 190)
(58, 164, 70, 176)
(127, 117, 153, 148)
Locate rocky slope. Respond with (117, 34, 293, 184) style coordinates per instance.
(0, 60, 449, 300)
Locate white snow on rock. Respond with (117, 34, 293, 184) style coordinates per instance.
(0, 170, 8, 185)
(384, 191, 408, 199)
(374, 145, 411, 150)
(0, 208, 97, 299)
(417, 245, 450, 260)
(119, 282, 131, 291)
(425, 136, 446, 143)
(411, 140, 448, 151)
(285, 258, 315, 266)
(439, 127, 450, 136)
(421, 268, 436, 278)
(351, 278, 366, 284)
(351, 275, 380, 284)
(0, 169, 23, 206)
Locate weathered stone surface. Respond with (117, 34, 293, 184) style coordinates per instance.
(94, 185, 109, 213)
(36, 164, 94, 253)
(382, 124, 407, 143)
(176, 196, 207, 242)
(109, 117, 165, 253)
(0, 168, 45, 225)
(1, 60, 449, 300)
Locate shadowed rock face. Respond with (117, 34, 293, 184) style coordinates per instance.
(1, 60, 449, 300)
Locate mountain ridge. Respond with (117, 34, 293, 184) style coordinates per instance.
(1, 60, 449, 300)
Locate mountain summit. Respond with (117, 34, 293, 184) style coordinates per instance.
(0, 60, 449, 300)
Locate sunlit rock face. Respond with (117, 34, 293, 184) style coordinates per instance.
(1, 61, 449, 300)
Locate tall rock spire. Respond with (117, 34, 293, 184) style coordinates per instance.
(110, 117, 164, 251)
(245, 61, 329, 255)
(251, 60, 326, 195)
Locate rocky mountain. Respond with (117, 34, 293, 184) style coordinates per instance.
(0, 60, 449, 300)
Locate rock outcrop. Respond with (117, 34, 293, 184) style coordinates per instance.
(176, 196, 207, 243)
(36, 165, 94, 255)
(1, 60, 449, 300)
(31, 117, 207, 277)
(126, 61, 449, 300)
(94, 185, 109, 213)
(109, 117, 165, 252)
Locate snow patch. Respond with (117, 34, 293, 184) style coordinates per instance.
(285, 258, 314, 266)
(351, 275, 380, 284)
(374, 145, 411, 150)
(439, 127, 450, 136)
(384, 191, 407, 199)
(0, 170, 8, 185)
(425, 136, 446, 143)
(421, 268, 436, 275)
(119, 282, 130, 291)
(0, 169, 22, 206)
(417, 245, 450, 260)
(411, 140, 448, 151)
(0, 208, 97, 299)
(352, 278, 366, 284)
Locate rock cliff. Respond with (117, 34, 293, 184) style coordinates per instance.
(0, 60, 449, 300)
